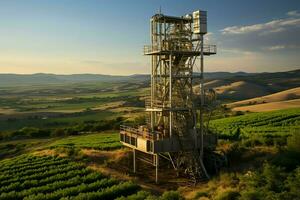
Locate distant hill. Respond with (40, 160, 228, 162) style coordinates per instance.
(201, 69, 300, 101)
(0, 73, 150, 87)
(226, 70, 300, 91)
(228, 87, 300, 108)
(0, 71, 253, 87)
(202, 71, 257, 79)
(226, 86, 300, 112)
(0, 70, 299, 100)
(231, 99, 300, 112)
(214, 81, 270, 100)
(204, 80, 232, 88)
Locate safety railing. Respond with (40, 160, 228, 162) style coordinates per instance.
(120, 125, 163, 141)
(143, 44, 216, 55)
(144, 97, 193, 110)
(144, 98, 170, 109)
(202, 45, 217, 54)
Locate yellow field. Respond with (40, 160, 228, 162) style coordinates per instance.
(232, 99, 300, 112)
(228, 87, 300, 108)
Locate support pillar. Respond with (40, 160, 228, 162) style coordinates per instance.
(155, 154, 159, 183)
(133, 149, 136, 173)
(200, 34, 204, 159)
(169, 53, 172, 137)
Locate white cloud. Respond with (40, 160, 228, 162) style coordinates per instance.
(287, 10, 300, 17)
(264, 45, 300, 51)
(266, 45, 286, 51)
(221, 18, 300, 35)
(220, 48, 256, 56)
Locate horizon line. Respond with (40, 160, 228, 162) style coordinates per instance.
(0, 68, 299, 76)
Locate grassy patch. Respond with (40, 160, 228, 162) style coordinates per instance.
(48, 132, 121, 150)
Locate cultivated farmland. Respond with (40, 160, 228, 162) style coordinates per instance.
(49, 132, 122, 150)
(0, 155, 140, 200)
(211, 108, 300, 139)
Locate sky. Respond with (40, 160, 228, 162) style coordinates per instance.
(0, 0, 299, 75)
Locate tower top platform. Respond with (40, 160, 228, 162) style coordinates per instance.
(151, 14, 192, 23)
(143, 44, 216, 55)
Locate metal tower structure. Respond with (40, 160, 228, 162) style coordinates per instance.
(120, 10, 217, 183)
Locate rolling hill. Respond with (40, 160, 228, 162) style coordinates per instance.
(214, 81, 270, 100)
(0, 71, 257, 87)
(1, 69, 299, 102)
(226, 87, 300, 112)
(231, 99, 300, 112)
(199, 69, 300, 101)
(228, 87, 300, 108)
(0, 73, 150, 87)
(204, 80, 232, 89)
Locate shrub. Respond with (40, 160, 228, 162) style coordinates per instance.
(51, 128, 66, 137)
(234, 111, 244, 116)
(242, 138, 263, 147)
(226, 142, 246, 163)
(160, 191, 184, 200)
(116, 191, 152, 200)
(55, 146, 81, 157)
(13, 127, 51, 138)
(274, 137, 287, 147)
(194, 191, 209, 199)
(287, 131, 300, 153)
(241, 163, 286, 197)
(262, 137, 274, 146)
(239, 188, 264, 200)
(272, 150, 300, 171)
(261, 164, 286, 192)
(215, 189, 240, 200)
(285, 167, 300, 199)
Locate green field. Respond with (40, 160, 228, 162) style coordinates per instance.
(0, 82, 146, 113)
(0, 154, 182, 200)
(211, 108, 300, 139)
(0, 111, 119, 131)
(0, 155, 140, 200)
(0, 139, 55, 159)
(0, 81, 146, 133)
(0, 132, 122, 159)
(49, 132, 121, 150)
(0, 77, 299, 199)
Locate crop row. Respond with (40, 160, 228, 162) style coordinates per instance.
(0, 169, 97, 193)
(28, 181, 139, 200)
(0, 157, 69, 175)
(0, 156, 48, 170)
(0, 176, 115, 199)
(0, 162, 75, 181)
(211, 108, 300, 138)
(0, 155, 141, 200)
(0, 156, 69, 172)
(0, 163, 83, 188)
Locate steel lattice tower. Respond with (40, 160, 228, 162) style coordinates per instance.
(120, 10, 217, 183)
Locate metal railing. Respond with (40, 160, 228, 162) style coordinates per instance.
(143, 44, 216, 55)
(144, 97, 193, 110)
(144, 45, 159, 54)
(120, 125, 163, 141)
(145, 98, 170, 109)
(203, 45, 217, 54)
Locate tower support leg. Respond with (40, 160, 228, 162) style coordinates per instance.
(199, 157, 210, 179)
(200, 34, 204, 159)
(155, 154, 159, 183)
(133, 149, 136, 173)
